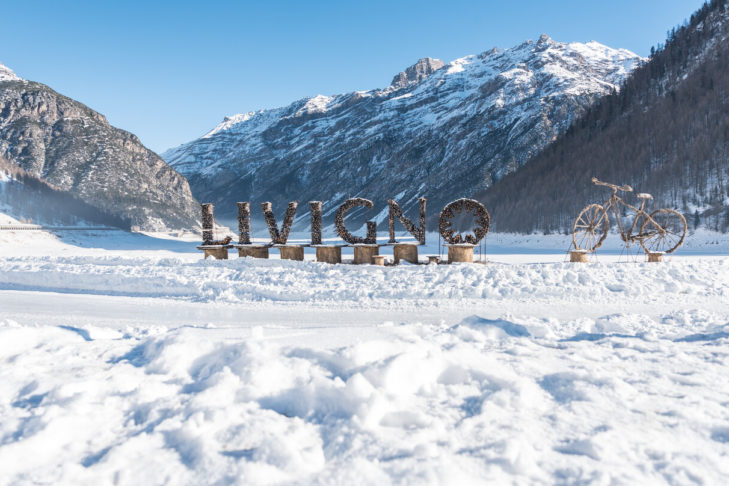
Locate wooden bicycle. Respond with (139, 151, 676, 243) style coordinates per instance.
(572, 178, 687, 253)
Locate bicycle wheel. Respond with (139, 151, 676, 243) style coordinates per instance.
(639, 209, 687, 254)
(572, 204, 609, 251)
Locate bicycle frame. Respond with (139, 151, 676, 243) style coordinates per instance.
(600, 191, 656, 243)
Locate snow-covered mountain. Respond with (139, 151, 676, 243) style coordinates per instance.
(0, 62, 21, 82)
(163, 35, 642, 225)
(0, 62, 200, 230)
(480, 1, 729, 233)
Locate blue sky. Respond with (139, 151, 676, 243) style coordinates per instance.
(0, 0, 707, 153)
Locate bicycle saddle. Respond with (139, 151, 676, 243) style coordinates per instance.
(637, 193, 653, 199)
(591, 177, 633, 192)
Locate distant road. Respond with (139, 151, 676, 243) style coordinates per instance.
(0, 224, 119, 231)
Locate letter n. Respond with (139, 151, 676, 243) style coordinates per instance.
(388, 197, 426, 244)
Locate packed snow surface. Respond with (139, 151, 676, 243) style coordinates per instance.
(1, 229, 728, 485)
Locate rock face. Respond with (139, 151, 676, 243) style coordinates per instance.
(163, 36, 642, 227)
(390, 57, 446, 89)
(0, 63, 199, 230)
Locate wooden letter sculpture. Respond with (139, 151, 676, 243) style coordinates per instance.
(438, 198, 490, 244)
(261, 201, 298, 245)
(335, 198, 377, 244)
(388, 197, 426, 244)
(201, 203, 214, 243)
(309, 201, 323, 245)
(237, 202, 251, 245)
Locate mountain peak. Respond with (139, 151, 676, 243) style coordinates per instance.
(0, 62, 22, 82)
(529, 33, 556, 52)
(390, 57, 445, 89)
(537, 33, 552, 45)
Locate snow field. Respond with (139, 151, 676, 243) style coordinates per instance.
(1, 310, 728, 485)
(1, 230, 728, 484)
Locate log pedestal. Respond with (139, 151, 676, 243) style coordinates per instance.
(446, 244, 474, 263)
(236, 245, 270, 259)
(393, 244, 419, 264)
(647, 252, 663, 263)
(313, 246, 343, 264)
(353, 245, 379, 264)
(197, 245, 232, 260)
(277, 246, 305, 261)
(570, 250, 588, 263)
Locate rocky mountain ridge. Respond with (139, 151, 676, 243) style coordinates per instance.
(164, 35, 642, 228)
(0, 62, 200, 230)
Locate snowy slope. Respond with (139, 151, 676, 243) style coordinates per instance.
(163, 36, 643, 224)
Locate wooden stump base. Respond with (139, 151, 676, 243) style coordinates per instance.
(372, 255, 386, 266)
(447, 244, 474, 263)
(315, 246, 342, 264)
(236, 245, 269, 259)
(570, 250, 588, 263)
(393, 244, 418, 264)
(197, 246, 230, 260)
(278, 246, 305, 261)
(647, 252, 663, 263)
(353, 245, 379, 264)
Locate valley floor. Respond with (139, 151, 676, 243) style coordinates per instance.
(0, 229, 728, 485)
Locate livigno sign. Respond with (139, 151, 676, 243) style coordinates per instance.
(201, 197, 490, 246)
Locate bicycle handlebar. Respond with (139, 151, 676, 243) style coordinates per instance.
(592, 177, 633, 192)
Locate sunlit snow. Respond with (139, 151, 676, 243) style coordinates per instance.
(0, 225, 728, 484)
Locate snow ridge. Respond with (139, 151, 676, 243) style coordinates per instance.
(181, 36, 640, 146)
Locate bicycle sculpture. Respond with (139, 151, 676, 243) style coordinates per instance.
(572, 178, 687, 253)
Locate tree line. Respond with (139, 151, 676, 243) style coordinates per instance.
(0, 157, 131, 229)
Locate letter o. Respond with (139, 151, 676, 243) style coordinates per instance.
(438, 198, 490, 244)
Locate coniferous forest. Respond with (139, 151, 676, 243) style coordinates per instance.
(481, 0, 729, 233)
(0, 157, 131, 229)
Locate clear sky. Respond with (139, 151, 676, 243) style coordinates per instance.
(0, 0, 707, 153)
